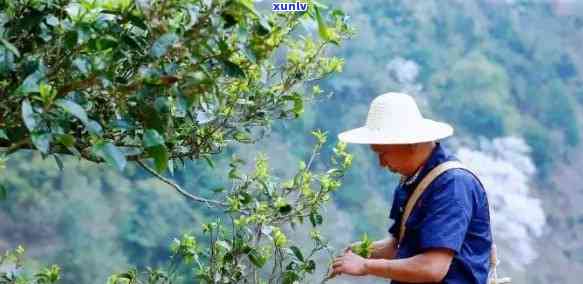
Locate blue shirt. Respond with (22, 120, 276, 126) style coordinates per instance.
(388, 143, 492, 284)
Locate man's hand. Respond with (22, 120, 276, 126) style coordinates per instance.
(324, 245, 358, 281)
(331, 251, 368, 276)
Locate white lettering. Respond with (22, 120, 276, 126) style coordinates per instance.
(272, 2, 308, 12)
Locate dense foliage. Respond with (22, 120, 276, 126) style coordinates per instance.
(3, 0, 583, 283)
(0, 0, 356, 283)
(0, 0, 349, 172)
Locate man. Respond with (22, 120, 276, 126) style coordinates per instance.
(331, 92, 492, 283)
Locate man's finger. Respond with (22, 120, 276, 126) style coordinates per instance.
(328, 269, 341, 279)
(331, 265, 343, 276)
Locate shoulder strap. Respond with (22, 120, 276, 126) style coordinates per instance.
(398, 160, 466, 244)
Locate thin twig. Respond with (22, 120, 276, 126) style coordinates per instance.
(8, 139, 29, 153)
(137, 159, 226, 207)
(57, 75, 99, 97)
(305, 144, 321, 172)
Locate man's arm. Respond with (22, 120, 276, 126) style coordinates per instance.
(365, 248, 454, 282)
(332, 248, 454, 283)
(369, 236, 398, 259)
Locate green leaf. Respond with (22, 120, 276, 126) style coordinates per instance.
(87, 120, 103, 135)
(120, 33, 141, 51)
(143, 129, 168, 172)
(221, 12, 238, 29)
(314, 6, 338, 44)
(56, 134, 80, 156)
(305, 260, 316, 273)
(255, 17, 271, 36)
(0, 184, 7, 201)
(278, 204, 292, 214)
(203, 155, 215, 168)
(196, 273, 212, 283)
(238, 0, 260, 17)
(247, 248, 267, 268)
(228, 168, 240, 179)
(233, 131, 252, 143)
(39, 83, 56, 103)
(21, 99, 37, 130)
(312, 1, 329, 9)
(93, 142, 127, 171)
(18, 70, 44, 94)
(146, 145, 169, 173)
(143, 129, 165, 147)
(282, 271, 299, 284)
(216, 240, 232, 251)
(150, 33, 178, 58)
(0, 45, 16, 73)
(309, 211, 323, 227)
(154, 96, 171, 113)
(351, 233, 373, 258)
(45, 15, 59, 27)
(72, 57, 91, 76)
(109, 119, 132, 130)
(238, 192, 252, 205)
(140, 105, 165, 133)
(53, 155, 64, 171)
(212, 187, 225, 193)
(56, 99, 89, 125)
(223, 60, 246, 78)
(126, 13, 148, 30)
(0, 38, 19, 57)
(281, 94, 304, 117)
(64, 30, 78, 49)
(289, 246, 304, 262)
(56, 134, 75, 147)
(0, 129, 8, 140)
(96, 36, 118, 51)
(31, 132, 51, 154)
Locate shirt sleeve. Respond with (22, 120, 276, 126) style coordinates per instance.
(416, 170, 476, 253)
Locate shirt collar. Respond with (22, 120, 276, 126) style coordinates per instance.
(403, 164, 423, 186)
(400, 143, 452, 190)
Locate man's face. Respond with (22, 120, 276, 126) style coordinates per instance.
(370, 144, 413, 174)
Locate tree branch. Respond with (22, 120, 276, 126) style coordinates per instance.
(4, 138, 30, 155)
(136, 159, 227, 207)
(57, 75, 99, 97)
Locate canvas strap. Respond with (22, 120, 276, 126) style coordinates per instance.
(398, 160, 465, 244)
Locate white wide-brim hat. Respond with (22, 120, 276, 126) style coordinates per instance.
(338, 92, 454, 144)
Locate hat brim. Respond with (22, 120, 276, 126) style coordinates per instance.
(337, 119, 454, 145)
